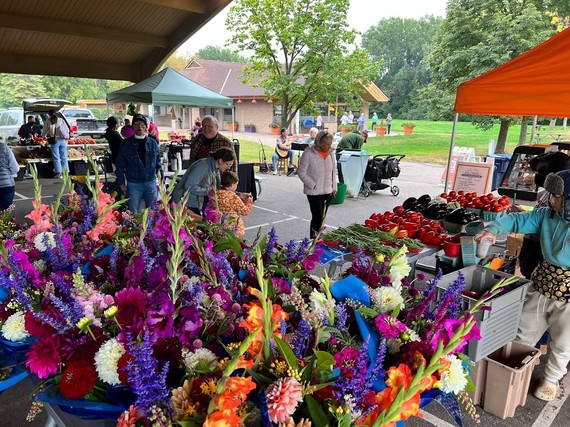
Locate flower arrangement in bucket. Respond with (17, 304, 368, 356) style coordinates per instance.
(0, 159, 513, 426)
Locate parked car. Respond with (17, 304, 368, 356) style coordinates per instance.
(0, 98, 72, 144)
(60, 107, 107, 139)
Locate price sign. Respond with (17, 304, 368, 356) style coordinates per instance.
(452, 162, 493, 194)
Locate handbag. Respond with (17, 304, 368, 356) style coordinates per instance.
(47, 137, 57, 144)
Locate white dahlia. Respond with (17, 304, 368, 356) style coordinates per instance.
(94, 338, 125, 385)
(1, 311, 30, 341)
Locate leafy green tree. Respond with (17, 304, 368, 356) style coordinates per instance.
(162, 53, 193, 71)
(0, 74, 45, 107)
(226, 0, 377, 129)
(195, 46, 249, 63)
(422, 0, 556, 153)
(362, 16, 443, 119)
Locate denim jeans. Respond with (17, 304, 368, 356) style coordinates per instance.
(50, 138, 68, 173)
(126, 180, 157, 213)
(272, 151, 295, 171)
(0, 185, 15, 211)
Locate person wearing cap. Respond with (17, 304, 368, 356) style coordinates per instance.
(335, 129, 368, 183)
(115, 114, 163, 213)
(18, 115, 41, 141)
(42, 109, 70, 179)
(475, 169, 570, 402)
(272, 127, 294, 175)
(188, 115, 237, 173)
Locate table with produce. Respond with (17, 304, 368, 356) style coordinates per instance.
(320, 190, 512, 274)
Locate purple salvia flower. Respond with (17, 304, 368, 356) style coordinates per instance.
(335, 301, 349, 333)
(125, 332, 172, 416)
(290, 319, 311, 357)
(110, 244, 119, 270)
(263, 228, 279, 258)
(365, 339, 387, 390)
(440, 271, 465, 318)
(48, 294, 82, 331)
(138, 241, 154, 274)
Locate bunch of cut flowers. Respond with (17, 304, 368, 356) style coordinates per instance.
(0, 167, 513, 427)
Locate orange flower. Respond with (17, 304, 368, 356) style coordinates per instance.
(212, 376, 256, 411)
(239, 301, 289, 359)
(203, 409, 242, 427)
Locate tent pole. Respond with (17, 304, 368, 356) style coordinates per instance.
(444, 113, 459, 191)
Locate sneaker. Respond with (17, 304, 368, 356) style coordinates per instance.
(534, 379, 559, 401)
(54, 173, 62, 179)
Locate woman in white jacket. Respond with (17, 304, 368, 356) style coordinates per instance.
(297, 131, 337, 239)
(0, 139, 20, 211)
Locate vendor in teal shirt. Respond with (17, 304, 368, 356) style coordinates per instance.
(475, 169, 570, 403)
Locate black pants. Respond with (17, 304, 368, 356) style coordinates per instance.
(307, 193, 332, 239)
(335, 152, 344, 183)
(519, 237, 542, 279)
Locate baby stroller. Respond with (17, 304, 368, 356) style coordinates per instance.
(360, 154, 405, 197)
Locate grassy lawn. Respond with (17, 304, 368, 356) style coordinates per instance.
(235, 119, 570, 165)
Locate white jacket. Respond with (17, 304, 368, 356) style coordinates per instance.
(297, 145, 337, 196)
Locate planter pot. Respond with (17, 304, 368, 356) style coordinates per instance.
(228, 123, 238, 132)
(270, 127, 280, 135)
(244, 125, 256, 133)
(375, 126, 387, 136)
(402, 125, 414, 135)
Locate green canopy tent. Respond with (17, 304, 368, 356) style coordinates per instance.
(106, 67, 233, 107)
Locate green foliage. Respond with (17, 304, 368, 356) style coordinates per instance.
(362, 16, 443, 119)
(0, 74, 45, 107)
(0, 74, 130, 106)
(226, 0, 378, 129)
(195, 46, 249, 63)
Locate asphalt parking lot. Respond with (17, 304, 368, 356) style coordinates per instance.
(3, 159, 570, 427)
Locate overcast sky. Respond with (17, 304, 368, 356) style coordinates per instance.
(178, 0, 448, 56)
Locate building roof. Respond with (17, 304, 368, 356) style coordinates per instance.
(181, 58, 389, 102)
(181, 58, 265, 98)
(0, 0, 231, 82)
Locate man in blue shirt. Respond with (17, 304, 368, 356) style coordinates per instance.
(115, 114, 163, 213)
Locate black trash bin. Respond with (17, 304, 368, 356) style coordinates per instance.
(486, 154, 512, 190)
(232, 138, 240, 163)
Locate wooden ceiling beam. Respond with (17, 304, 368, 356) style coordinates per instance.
(135, 0, 207, 13)
(0, 13, 168, 48)
(0, 53, 134, 81)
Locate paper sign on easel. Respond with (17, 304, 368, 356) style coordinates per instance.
(440, 147, 476, 187)
(452, 162, 493, 194)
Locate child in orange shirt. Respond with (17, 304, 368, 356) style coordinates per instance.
(216, 171, 253, 237)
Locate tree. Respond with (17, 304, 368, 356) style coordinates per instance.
(195, 46, 249, 63)
(0, 74, 45, 107)
(422, 0, 557, 153)
(226, 0, 377, 129)
(162, 53, 193, 71)
(362, 16, 443, 119)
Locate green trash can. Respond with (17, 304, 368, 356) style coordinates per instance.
(331, 183, 347, 205)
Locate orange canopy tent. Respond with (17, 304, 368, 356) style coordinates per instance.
(445, 27, 570, 189)
(454, 27, 570, 117)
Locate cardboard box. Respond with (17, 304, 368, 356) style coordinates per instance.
(506, 233, 524, 256)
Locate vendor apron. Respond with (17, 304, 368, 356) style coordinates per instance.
(532, 260, 570, 302)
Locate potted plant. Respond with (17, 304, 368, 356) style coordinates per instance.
(402, 122, 415, 135)
(244, 123, 256, 133)
(227, 121, 239, 132)
(269, 122, 281, 135)
(375, 119, 387, 136)
(339, 124, 355, 136)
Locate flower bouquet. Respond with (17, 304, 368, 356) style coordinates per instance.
(0, 167, 512, 426)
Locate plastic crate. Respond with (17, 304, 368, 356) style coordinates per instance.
(481, 341, 540, 418)
(69, 161, 94, 176)
(436, 265, 530, 361)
